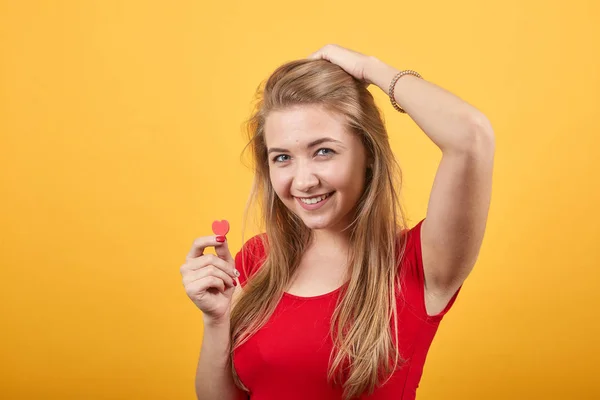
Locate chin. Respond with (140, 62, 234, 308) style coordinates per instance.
(302, 219, 332, 230)
(288, 211, 330, 230)
(299, 212, 345, 231)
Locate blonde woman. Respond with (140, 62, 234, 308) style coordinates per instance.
(181, 44, 495, 400)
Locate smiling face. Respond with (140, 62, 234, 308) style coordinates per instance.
(264, 104, 369, 232)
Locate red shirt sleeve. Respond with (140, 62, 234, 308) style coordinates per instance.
(399, 218, 461, 322)
(234, 234, 267, 288)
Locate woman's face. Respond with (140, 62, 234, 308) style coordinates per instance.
(264, 105, 369, 232)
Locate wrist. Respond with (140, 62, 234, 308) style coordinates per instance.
(366, 56, 400, 93)
(203, 313, 230, 328)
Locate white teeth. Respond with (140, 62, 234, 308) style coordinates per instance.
(299, 193, 331, 205)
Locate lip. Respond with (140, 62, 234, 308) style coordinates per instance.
(295, 192, 334, 211)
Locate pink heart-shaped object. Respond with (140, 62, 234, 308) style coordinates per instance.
(212, 220, 230, 236)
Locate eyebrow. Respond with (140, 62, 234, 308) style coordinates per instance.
(267, 137, 344, 154)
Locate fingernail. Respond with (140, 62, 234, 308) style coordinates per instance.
(232, 280, 237, 287)
(216, 235, 226, 243)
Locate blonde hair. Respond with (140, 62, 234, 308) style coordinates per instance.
(229, 59, 410, 399)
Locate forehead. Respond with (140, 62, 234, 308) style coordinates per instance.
(264, 105, 351, 146)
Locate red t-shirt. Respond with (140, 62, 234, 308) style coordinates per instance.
(233, 219, 461, 399)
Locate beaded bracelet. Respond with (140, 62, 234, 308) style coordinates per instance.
(388, 70, 423, 113)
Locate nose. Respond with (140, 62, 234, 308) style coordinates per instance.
(292, 161, 319, 194)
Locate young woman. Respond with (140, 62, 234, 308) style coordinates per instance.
(181, 44, 495, 400)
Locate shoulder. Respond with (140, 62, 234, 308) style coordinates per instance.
(234, 233, 268, 288)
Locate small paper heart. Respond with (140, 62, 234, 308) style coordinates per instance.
(212, 220, 230, 236)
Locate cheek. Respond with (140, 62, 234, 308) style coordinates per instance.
(269, 169, 291, 198)
(327, 162, 365, 192)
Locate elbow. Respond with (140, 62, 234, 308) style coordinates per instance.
(459, 112, 496, 154)
(468, 112, 495, 145)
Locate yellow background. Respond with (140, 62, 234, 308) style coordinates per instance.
(1, 1, 598, 399)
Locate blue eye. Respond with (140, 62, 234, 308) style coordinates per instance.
(272, 148, 335, 163)
(316, 148, 335, 157)
(273, 154, 290, 163)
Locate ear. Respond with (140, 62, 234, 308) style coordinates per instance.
(366, 155, 374, 169)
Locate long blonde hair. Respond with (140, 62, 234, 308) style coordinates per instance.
(229, 59, 410, 399)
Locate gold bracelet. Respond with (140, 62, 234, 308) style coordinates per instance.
(388, 70, 423, 113)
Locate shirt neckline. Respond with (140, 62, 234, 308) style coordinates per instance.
(282, 281, 348, 301)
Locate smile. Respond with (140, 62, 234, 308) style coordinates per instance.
(294, 191, 335, 210)
(297, 192, 333, 204)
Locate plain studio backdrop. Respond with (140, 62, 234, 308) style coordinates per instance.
(1, 1, 598, 399)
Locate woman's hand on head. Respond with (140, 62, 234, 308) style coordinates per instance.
(180, 235, 239, 325)
(307, 44, 376, 87)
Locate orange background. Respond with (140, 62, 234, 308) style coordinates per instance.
(1, 1, 598, 399)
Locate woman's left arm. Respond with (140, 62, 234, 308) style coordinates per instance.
(309, 44, 496, 297)
(367, 56, 496, 297)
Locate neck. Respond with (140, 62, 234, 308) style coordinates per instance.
(303, 227, 352, 284)
(309, 227, 351, 252)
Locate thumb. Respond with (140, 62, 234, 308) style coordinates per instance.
(215, 236, 235, 264)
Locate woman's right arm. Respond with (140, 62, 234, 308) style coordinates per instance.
(196, 307, 248, 400)
(180, 235, 248, 400)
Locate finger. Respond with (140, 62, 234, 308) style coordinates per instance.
(214, 237, 235, 264)
(186, 276, 227, 296)
(307, 44, 331, 60)
(184, 272, 235, 291)
(181, 253, 237, 279)
(186, 236, 222, 260)
(183, 265, 236, 288)
(307, 51, 323, 60)
(308, 44, 341, 61)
